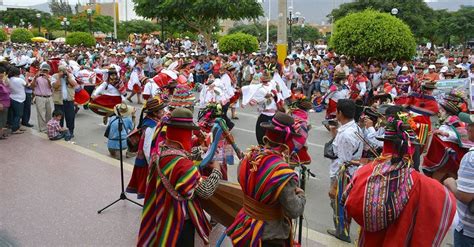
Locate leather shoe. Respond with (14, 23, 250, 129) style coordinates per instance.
(327, 229, 351, 243)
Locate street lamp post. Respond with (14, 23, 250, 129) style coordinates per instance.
(61, 18, 70, 36)
(391, 8, 399, 16)
(287, 7, 300, 54)
(87, 9, 93, 35)
(36, 13, 41, 35)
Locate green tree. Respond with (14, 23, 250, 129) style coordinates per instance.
(69, 11, 113, 33)
(291, 25, 321, 44)
(329, 0, 435, 42)
(49, 0, 73, 16)
(0, 29, 7, 42)
(118, 20, 158, 40)
(219, 32, 259, 54)
(10, 28, 34, 43)
(448, 6, 474, 47)
(66, 32, 96, 47)
(330, 10, 416, 61)
(132, 0, 263, 46)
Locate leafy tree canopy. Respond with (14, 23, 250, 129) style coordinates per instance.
(219, 32, 259, 54)
(330, 10, 416, 61)
(66, 32, 96, 47)
(69, 11, 114, 33)
(49, 0, 73, 16)
(132, 0, 263, 45)
(10, 28, 34, 43)
(0, 29, 7, 42)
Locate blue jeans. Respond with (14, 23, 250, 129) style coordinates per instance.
(22, 92, 32, 125)
(454, 229, 474, 247)
(50, 130, 72, 141)
(7, 99, 24, 131)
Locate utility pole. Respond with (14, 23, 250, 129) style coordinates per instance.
(276, 0, 287, 64)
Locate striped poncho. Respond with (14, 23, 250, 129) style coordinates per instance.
(227, 147, 297, 247)
(137, 146, 211, 246)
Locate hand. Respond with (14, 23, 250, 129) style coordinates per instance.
(209, 161, 221, 171)
(295, 187, 304, 195)
(364, 118, 374, 128)
(443, 177, 456, 187)
(329, 125, 337, 138)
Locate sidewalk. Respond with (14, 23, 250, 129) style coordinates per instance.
(0, 131, 348, 246)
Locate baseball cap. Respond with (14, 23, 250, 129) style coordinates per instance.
(428, 64, 436, 69)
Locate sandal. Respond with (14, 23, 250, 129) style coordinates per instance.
(12, 130, 24, 134)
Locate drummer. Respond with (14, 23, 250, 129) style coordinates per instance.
(227, 112, 305, 246)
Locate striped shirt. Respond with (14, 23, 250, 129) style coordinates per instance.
(456, 148, 474, 238)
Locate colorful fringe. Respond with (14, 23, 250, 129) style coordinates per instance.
(137, 148, 211, 246)
(226, 147, 297, 247)
(336, 163, 353, 238)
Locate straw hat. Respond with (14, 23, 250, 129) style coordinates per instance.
(114, 103, 134, 117)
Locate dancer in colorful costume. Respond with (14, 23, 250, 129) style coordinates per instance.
(343, 106, 456, 247)
(287, 94, 312, 165)
(89, 67, 126, 124)
(126, 98, 167, 199)
(324, 71, 349, 119)
(137, 108, 222, 246)
(227, 112, 306, 247)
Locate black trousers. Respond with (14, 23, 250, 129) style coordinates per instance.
(176, 220, 195, 246)
(21, 92, 32, 125)
(54, 100, 75, 135)
(256, 114, 274, 145)
(222, 102, 235, 130)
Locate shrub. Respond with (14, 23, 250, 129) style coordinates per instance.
(219, 33, 259, 54)
(66, 32, 96, 47)
(0, 29, 7, 42)
(10, 28, 34, 43)
(329, 9, 416, 61)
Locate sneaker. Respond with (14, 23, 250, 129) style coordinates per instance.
(22, 123, 34, 128)
(309, 109, 315, 113)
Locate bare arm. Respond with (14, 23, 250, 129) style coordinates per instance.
(444, 177, 474, 204)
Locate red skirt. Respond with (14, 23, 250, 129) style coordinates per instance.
(326, 99, 337, 119)
(89, 95, 122, 116)
(74, 89, 90, 105)
(229, 91, 241, 104)
(126, 166, 148, 199)
(132, 84, 142, 93)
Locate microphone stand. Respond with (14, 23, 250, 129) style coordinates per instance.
(98, 108, 142, 214)
(297, 164, 315, 244)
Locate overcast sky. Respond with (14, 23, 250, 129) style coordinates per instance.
(2, 0, 473, 24)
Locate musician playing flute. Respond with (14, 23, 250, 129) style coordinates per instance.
(137, 108, 222, 246)
(227, 112, 306, 247)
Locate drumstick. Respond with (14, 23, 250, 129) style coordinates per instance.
(354, 130, 380, 158)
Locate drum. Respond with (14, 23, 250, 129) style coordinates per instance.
(200, 181, 243, 227)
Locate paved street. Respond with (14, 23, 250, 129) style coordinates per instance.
(0, 98, 454, 246)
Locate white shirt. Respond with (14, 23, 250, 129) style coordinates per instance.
(251, 83, 277, 116)
(329, 120, 363, 178)
(9, 77, 27, 102)
(142, 81, 160, 97)
(363, 126, 384, 149)
(92, 82, 120, 97)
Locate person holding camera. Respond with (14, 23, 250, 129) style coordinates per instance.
(51, 65, 78, 138)
(31, 63, 53, 133)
